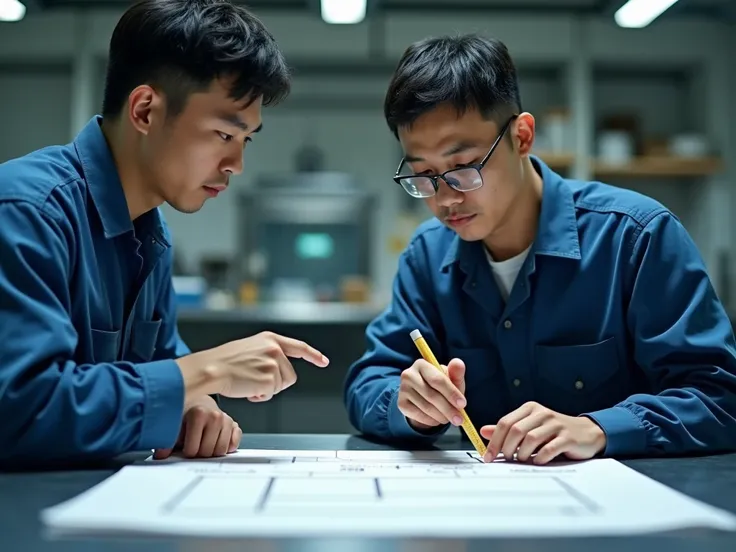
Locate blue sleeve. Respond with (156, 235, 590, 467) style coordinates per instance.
(150, 245, 221, 405)
(584, 212, 736, 457)
(343, 238, 450, 444)
(152, 246, 191, 361)
(0, 201, 184, 468)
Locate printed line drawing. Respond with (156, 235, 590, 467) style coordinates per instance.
(159, 451, 601, 519)
(40, 450, 736, 538)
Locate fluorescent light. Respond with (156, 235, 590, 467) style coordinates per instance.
(0, 0, 25, 22)
(320, 0, 366, 24)
(614, 0, 679, 28)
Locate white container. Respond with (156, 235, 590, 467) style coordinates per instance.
(598, 131, 634, 164)
(670, 134, 708, 158)
(542, 109, 573, 153)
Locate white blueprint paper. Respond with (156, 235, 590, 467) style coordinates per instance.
(40, 449, 736, 538)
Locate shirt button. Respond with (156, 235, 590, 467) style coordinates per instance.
(575, 380, 584, 390)
(503, 320, 512, 329)
(513, 378, 521, 387)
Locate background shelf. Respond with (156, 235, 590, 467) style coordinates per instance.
(593, 156, 723, 178)
(535, 151, 575, 172)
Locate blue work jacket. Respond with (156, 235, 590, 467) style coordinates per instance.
(0, 116, 186, 468)
(344, 157, 736, 458)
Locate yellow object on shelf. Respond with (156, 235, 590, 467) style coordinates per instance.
(341, 276, 370, 303)
(239, 281, 258, 305)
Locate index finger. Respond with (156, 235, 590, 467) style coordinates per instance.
(272, 334, 329, 367)
(417, 361, 466, 408)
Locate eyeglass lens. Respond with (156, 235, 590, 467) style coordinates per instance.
(399, 167, 483, 198)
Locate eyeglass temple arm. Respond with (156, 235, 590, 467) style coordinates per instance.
(479, 114, 519, 166)
(394, 157, 406, 176)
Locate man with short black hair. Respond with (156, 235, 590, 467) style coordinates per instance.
(344, 34, 736, 464)
(0, 0, 328, 469)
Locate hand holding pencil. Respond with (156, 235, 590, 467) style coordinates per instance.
(397, 329, 487, 457)
(397, 353, 467, 431)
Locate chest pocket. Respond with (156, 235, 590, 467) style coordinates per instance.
(91, 328, 121, 363)
(129, 319, 162, 362)
(534, 336, 629, 415)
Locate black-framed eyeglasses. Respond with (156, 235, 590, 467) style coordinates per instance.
(393, 115, 518, 198)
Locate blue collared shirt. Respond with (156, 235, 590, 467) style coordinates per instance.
(0, 117, 186, 468)
(344, 157, 736, 458)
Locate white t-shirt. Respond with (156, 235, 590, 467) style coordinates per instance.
(485, 244, 533, 301)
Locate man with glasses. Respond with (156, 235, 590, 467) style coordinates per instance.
(343, 34, 736, 464)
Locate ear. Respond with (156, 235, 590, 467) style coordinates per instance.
(127, 85, 165, 136)
(512, 112, 536, 157)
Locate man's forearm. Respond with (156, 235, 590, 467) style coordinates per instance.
(586, 383, 736, 457)
(0, 358, 184, 469)
(345, 370, 449, 443)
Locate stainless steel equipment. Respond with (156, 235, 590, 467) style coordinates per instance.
(236, 171, 376, 304)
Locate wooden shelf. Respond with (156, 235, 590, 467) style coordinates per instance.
(532, 153, 722, 178)
(535, 151, 575, 171)
(593, 156, 723, 178)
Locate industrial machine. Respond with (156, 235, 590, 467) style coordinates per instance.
(235, 170, 377, 304)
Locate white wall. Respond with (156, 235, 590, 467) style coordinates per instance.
(0, 9, 733, 304)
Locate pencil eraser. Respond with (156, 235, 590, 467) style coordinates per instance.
(410, 329, 422, 341)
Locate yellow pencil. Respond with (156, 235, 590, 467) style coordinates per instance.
(409, 329, 487, 457)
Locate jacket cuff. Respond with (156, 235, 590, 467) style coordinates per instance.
(583, 405, 647, 457)
(136, 359, 184, 450)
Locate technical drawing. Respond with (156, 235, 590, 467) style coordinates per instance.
(41, 450, 736, 538)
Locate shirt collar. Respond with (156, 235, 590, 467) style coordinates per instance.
(531, 155, 581, 259)
(73, 116, 170, 246)
(440, 155, 581, 272)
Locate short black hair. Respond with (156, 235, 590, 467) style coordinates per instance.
(384, 34, 521, 137)
(102, 0, 290, 119)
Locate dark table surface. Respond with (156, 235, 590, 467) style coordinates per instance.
(3, 433, 736, 552)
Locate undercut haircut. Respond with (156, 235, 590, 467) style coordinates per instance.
(101, 0, 291, 119)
